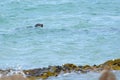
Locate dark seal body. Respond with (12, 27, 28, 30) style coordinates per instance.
(35, 24, 43, 27)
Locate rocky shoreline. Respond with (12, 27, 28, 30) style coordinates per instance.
(0, 59, 120, 80)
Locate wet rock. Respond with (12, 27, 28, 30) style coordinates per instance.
(23, 68, 42, 77)
(62, 63, 78, 72)
(100, 59, 120, 70)
(0, 59, 120, 80)
(83, 65, 92, 70)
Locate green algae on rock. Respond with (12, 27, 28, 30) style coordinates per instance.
(100, 59, 120, 70)
(0, 59, 120, 80)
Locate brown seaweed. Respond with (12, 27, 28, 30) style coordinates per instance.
(0, 58, 120, 80)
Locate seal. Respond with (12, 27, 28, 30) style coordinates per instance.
(35, 23, 43, 27)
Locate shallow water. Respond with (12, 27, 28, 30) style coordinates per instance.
(47, 71, 120, 80)
(0, 0, 120, 79)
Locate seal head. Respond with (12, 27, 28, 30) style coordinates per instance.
(35, 23, 43, 27)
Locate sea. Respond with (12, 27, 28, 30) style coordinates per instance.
(0, 0, 120, 80)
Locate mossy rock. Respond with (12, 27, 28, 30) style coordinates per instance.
(81, 65, 97, 72)
(102, 59, 120, 70)
(23, 68, 41, 76)
(21, 58, 120, 79)
(39, 71, 55, 79)
(48, 66, 58, 72)
(82, 65, 92, 70)
(62, 63, 77, 69)
(27, 76, 37, 80)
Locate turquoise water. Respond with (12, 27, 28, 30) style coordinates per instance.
(0, 0, 120, 79)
